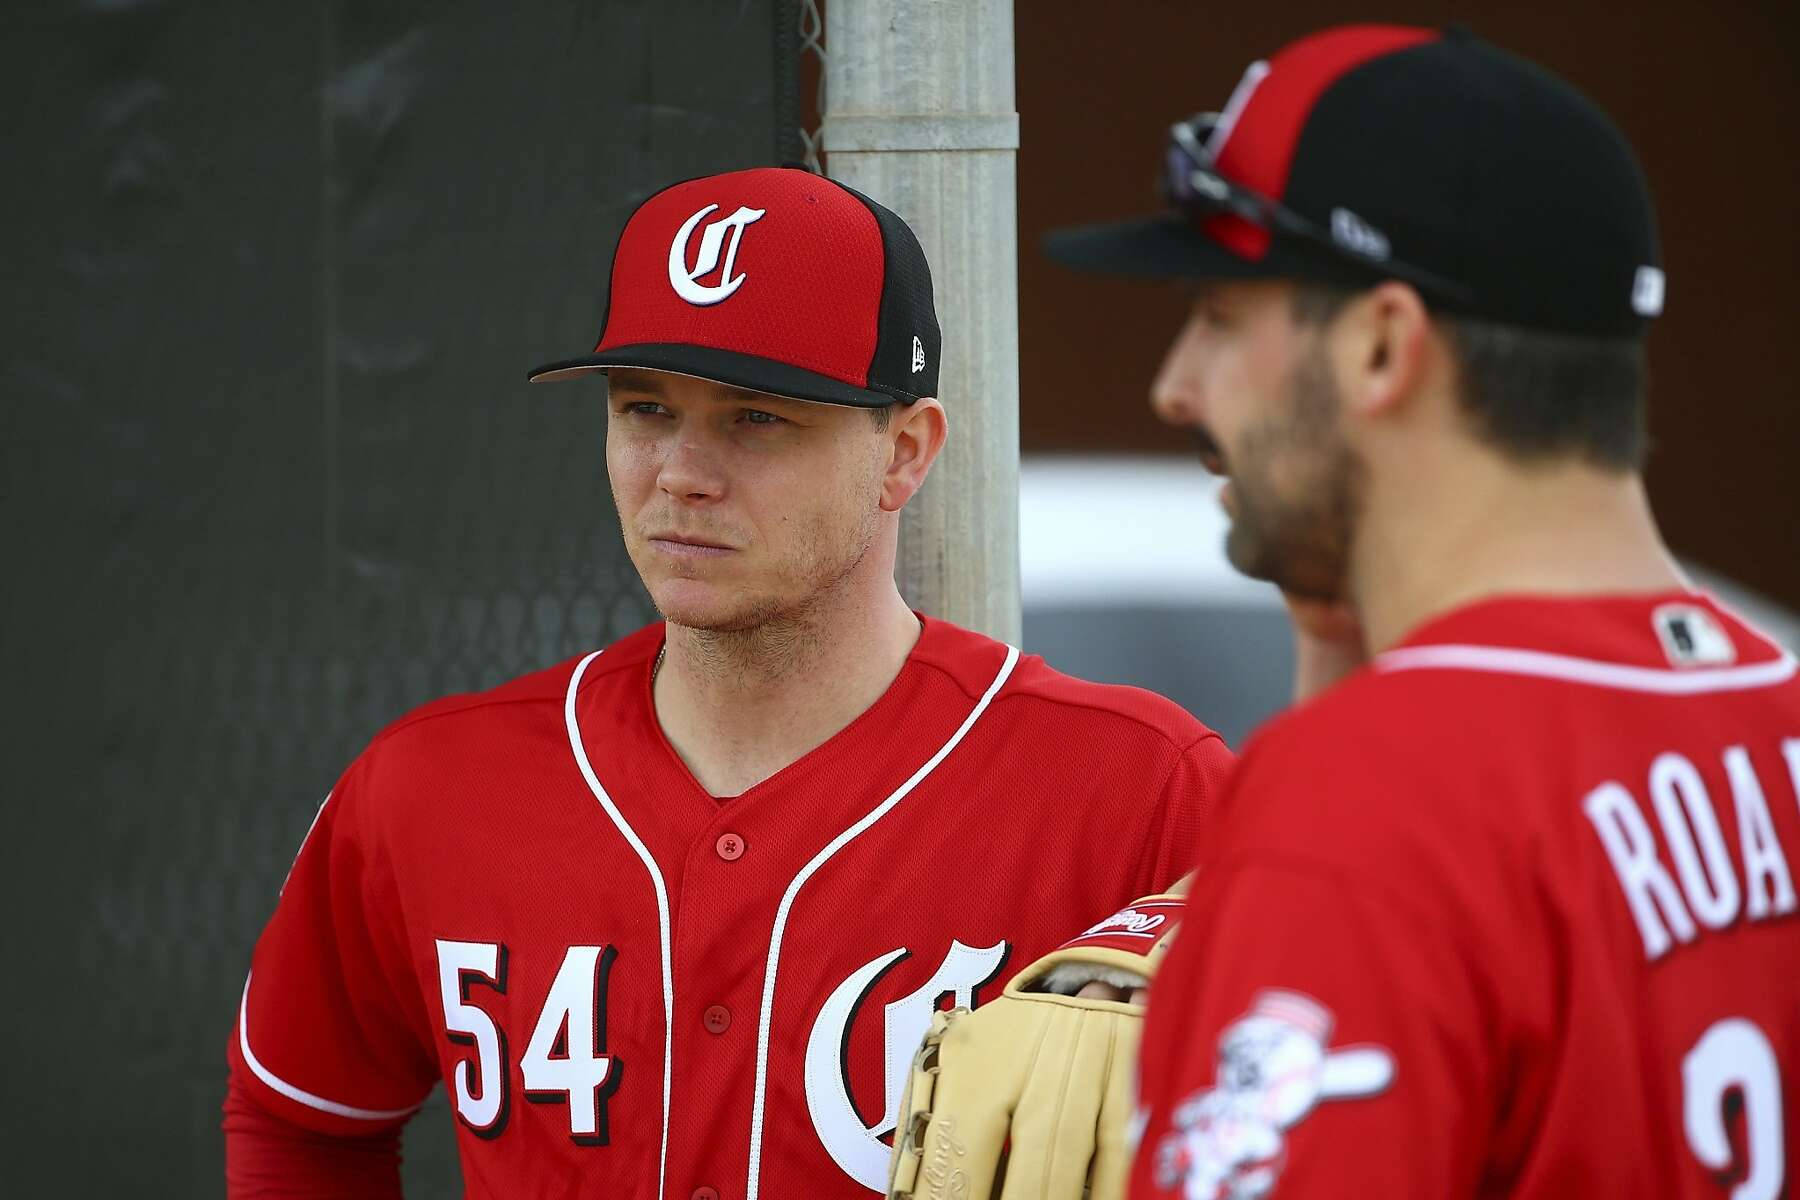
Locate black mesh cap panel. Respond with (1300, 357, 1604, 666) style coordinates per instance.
(1286, 36, 1661, 336)
(844, 184, 942, 404)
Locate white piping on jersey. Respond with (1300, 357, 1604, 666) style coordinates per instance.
(279, 791, 333, 894)
(1375, 642, 1799, 694)
(236, 975, 430, 1121)
(744, 645, 1022, 1200)
(237, 790, 432, 1122)
(564, 649, 676, 1200)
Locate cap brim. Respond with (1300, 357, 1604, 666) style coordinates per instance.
(527, 343, 907, 408)
(1048, 212, 1420, 304)
(1044, 213, 1290, 281)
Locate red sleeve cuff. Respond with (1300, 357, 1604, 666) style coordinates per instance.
(223, 1067, 406, 1199)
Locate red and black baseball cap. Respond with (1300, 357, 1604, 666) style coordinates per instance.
(1047, 25, 1664, 338)
(530, 166, 940, 407)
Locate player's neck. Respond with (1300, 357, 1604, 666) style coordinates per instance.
(1350, 457, 1685, 654)
(652, 582, 922, 798)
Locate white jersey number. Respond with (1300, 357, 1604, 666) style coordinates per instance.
(435, 941, 620, 1144)
(436, 939, 511, 1137)
(1682, 1016, 1785, 1200)
(521, 944, 621, 1143)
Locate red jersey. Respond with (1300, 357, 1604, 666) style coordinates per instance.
(1133, 590, 1800, 1199)
(227, 616, 1231, 1199)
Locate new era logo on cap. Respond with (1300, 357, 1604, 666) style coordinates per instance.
(1329, 207, 1390, 261)
(528, 166, 942, 407)
(1632, 266, 1666, 317)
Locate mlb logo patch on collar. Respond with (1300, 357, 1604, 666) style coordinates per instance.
(1653, 604, 1737, 668)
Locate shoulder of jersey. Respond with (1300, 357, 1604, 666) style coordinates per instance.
(1249, 660, 1466, 764)
(1201, 671, 1500, 890)
(1217, 658, 1511, 839)
(918, 617, 1223, 751)
(364, 623, 663, 753)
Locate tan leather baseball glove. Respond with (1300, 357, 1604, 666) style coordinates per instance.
(886, 894, 1184, 1200)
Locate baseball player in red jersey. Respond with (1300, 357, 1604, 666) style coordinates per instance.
(1041, 24, 1800, 1200)
(886, 23, 1799, 1200)
(222, 166, 1232, 1199)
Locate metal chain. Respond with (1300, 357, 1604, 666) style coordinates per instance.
(799, 0, 826, 172)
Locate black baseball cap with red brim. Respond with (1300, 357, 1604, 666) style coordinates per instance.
(1047, 25, 1665, 339)
(530, 166, 940, 408)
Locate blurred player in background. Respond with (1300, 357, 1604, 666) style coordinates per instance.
(223, 165, 1230, 1199)
(891, 24, 1799, 1200)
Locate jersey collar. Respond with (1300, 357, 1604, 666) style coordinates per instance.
(1373, 590, 1797, 694)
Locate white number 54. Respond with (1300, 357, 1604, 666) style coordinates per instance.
(435, 939, 620, 1144)
(1683, 1016, 1785, 1200)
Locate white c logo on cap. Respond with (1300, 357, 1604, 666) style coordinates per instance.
(668, 203, 766, 306)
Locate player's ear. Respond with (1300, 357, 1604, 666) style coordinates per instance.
(1335, 280, 1434, 422)
(880, 397, 948, 513)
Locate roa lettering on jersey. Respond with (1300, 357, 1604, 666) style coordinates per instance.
(1583, 737, 1800, 959)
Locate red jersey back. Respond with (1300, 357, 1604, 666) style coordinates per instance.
(229, 615, 1232, 1199)
(1134, 591, 1800, 1199)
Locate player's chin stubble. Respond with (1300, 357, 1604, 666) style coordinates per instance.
(645, 470, 885, 643)
(1223, 342, 1363, 603)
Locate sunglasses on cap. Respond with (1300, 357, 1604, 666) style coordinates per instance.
(1164, 112, 1475, 305)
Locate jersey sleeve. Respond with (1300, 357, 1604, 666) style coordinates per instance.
(227, 752, 438, 1138)
(1131, 709, 1507, 1200)
(1133, 860, 1496, 1199)
(222, 1072, 403, 1198)
(1137, 732, 1234, 893)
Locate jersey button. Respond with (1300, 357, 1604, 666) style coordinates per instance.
(702, 1004, 732, 1035)
(691, 1189, 720, 1200)
(715, 832, 746, 861)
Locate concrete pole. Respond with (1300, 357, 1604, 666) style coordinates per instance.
(823, 0, 1021, 644)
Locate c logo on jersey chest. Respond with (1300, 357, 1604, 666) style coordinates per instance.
(803, 940, 1009, 1191)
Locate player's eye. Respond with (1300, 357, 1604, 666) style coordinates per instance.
(740, 408, 784, 426)
(1184, 292, 1229, 328)
(616, 400, 671, 417)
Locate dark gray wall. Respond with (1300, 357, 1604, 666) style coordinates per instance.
(2, 2, 791, 1192)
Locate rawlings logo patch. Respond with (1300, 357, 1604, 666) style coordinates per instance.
(1061, 898, 1183, 951)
